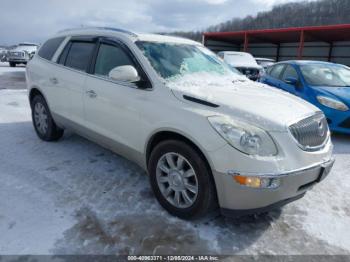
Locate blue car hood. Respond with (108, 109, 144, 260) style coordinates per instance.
(313, 86, 350, 104)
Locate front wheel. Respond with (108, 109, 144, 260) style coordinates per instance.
(31, 95, 64, 141)
(9, 62, 16, 67)
(148, 140, 217, 219)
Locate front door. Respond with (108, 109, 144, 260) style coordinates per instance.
(83, 39, 151, 153)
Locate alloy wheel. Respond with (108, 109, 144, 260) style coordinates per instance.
(34, 102, 48, 135)
(156, 152, 199, 208)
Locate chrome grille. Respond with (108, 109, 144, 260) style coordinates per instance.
(9, 51, 24, 58)
(289, 113, 329, 151)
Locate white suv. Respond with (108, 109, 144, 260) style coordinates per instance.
(26, 27, 334, 219)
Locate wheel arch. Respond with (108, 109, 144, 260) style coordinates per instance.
(29, 86, 50, 109)
(145, 129, 215, 176)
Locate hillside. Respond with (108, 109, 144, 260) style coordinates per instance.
(170, 0, 350, 41)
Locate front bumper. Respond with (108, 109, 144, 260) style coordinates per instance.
(8, 58, 28, 63)
(214, 157, 335, 217)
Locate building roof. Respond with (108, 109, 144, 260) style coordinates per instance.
(204, 24, 350, 44)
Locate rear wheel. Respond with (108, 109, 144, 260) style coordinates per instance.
(9, 62, 16, 67)
(31, 95, 64, 141)
(148, 140, 217, 219)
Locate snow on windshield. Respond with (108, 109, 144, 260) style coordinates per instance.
(166, 71, 248, 102)
(301, 64, 350, 87)
(136, 41, 242, 80)
(137, 41, 249, 100)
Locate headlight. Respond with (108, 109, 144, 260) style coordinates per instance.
(317, 96, 349, 111)
(208, 116, 278, 156)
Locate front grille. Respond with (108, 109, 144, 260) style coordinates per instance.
(289, 113, 329, 151)
(9, 51, 24, 58)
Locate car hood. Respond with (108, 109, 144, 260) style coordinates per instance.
(313, 86, 350, 104)
(167, 73, 320, 131)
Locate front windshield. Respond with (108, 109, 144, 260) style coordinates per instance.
(136, 41, 240, 80)
(300, 64, 350, 87)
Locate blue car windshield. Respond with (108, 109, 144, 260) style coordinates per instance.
(136, 41, 239, 80)
(300, 64, 350, 87)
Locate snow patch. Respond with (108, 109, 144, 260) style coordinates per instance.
(166, 71, 248, 102)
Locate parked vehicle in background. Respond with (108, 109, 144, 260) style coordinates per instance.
(8, 43, 38, 67)
(217, 51, 263, 81)
(256, 57, 275, 69)
(27, 28, 334, 219)
(260, 60, 350, 134)
(0, 48, 7, 62)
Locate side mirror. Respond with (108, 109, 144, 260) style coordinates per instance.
(109, 65, 140, 83)
(29, 51, 35, 60)
(284, 77, 298, 86)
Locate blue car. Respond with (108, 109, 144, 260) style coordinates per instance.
(260, 60, 350, 134)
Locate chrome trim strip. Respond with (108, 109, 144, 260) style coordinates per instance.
(227, 157, 335, 178)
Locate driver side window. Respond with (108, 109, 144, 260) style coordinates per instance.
(94, 43, 136, 77)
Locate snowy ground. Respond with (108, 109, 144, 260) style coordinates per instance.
(0, 62, 350, 255)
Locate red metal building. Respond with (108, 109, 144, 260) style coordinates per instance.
(203, 24, 350, 65)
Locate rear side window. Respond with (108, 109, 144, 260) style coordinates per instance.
(38, 37, 65, 60)
(64, 42, 95, 72)
(270, 64, 285, 79)
(94, 44, 136, 77)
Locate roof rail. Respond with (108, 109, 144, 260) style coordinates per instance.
(58, 27, 137, 37)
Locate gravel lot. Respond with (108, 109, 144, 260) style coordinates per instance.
(0, 62, 350, 255)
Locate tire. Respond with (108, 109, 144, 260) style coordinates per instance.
(148, 140, 217, 219)
(31, 95, 64, 141)
(9, 62, 16, 67)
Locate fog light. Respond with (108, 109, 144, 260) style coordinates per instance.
(233, 175, 280, 189)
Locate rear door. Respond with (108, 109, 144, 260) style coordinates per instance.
(52, 37, 97, 126)
(261, 63, 285, 88)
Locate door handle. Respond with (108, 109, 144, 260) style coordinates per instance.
(49, 77, 58, 85)
(86, 90, 97, 98)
